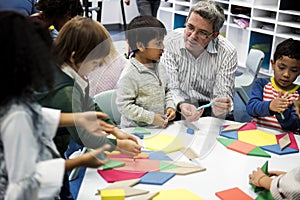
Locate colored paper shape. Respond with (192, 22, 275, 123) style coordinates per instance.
(97, 169, 147, 183)
(161, 166, 206, 175)
(102, 160, 125, 170)
(105, 179, 141, 189)
(220, 130, 238, 139)
(139, 171, 175, 185)
(160, 161, 179, 171)
(152, 188, 204, 200)
(133, 152, 149, 159)
(215, 187, 253, 200)
(248, 147, 270, 158)
(100, 186, 149, 198)
(279, 134, 291, 150)
(221, 123, 247, 132)
(180, 147, 199, 159)
(227, 140, 256, 155)
(149, 151, 172, 161)
(101, 189, 125, 200)
(217, 138, 237, 147)
(144, 134, 184, 153)
(261, 145, 299, 155)
(113, 158, 161, 172)
(251, 161, 268, 192)
(238, 130, 277, 146)
(255, 189, 275, 200)
(276, 133, 299, 150)
(132, 127, 151, 135)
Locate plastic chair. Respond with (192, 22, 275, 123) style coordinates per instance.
(235, 49, 265, 104)
(94, 89, 121, 125)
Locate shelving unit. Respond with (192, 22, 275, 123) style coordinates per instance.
(157, 0, 300, 78)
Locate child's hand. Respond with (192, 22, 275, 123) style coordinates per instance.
(270, 96, 289, 113)
(111, 127, 138, 144)
(153, 114, 168, 128)
(165, 108, 176, 121)
(116, 139, 142, 156)
(249, 167, 271, 188)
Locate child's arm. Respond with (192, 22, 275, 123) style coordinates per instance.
(249, 167, 273, 190)
(246, 79, 273, 117)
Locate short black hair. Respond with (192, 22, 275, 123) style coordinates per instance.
(274, 38, 300, 62)
(126, 15, 166, 56)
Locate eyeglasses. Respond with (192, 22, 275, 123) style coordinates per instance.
(185, 24, 215, 39)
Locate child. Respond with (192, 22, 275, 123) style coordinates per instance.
(116, 15, 176, 128)
(246, 38, 300, 132)
(249, 98, 300, 200)
(0, 11, 111, 199)
(35, 16, 142, 156)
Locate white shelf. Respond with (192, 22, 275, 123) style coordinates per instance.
(252, 16, 276, 24)
(157, 0, 300, 78)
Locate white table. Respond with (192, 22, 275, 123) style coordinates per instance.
(77, 117, 300, 199)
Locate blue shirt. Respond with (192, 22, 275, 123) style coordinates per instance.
(0, 0, 38, 16)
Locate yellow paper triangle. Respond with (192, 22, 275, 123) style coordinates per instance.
(153, 188, 203, 200)
(238, 130, 277, 146)
(144, 134, 184, 153)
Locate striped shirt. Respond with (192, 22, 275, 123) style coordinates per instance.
(253, 77, 299, 130)
(161, 28, 238, 106)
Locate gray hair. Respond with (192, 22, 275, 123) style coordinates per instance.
(189, 0, 225, 32)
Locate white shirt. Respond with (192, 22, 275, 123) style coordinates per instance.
(0, 104, 65, 200)
(161, 28, 238, 106)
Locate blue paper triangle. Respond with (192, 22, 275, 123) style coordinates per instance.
(220, 130, 238, 139)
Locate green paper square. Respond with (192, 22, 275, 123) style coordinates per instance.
(132, 127, 151, 135)
(102, 160, 125, 170)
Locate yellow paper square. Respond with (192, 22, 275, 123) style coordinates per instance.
(153, 188, 203, 200)
(144, 134, 184, 153)
(101, 189, 125, 200)
(238, 130, 277, 146)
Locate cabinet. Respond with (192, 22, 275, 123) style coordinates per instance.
(157, 0, 300, 78)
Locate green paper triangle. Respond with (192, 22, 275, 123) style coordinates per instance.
(251, 161, 269, 192)
(248, 147, 271, 158)
(255, 189, 275, 200)
(160, 161, 180, 171)
(217, 137, 237, 147)
(102, 159, 125, 170)
(132, 126, 151, 135)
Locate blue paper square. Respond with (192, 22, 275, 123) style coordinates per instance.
(139, 171, 175, 185)
(149, 151, 172, 161)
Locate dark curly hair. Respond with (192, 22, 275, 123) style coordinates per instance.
(0, 11, 54, 106)
(36, 0, 83, 19)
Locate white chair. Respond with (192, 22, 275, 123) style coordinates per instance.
(94, 89, 121, 125)
(235, 49, 265, 104)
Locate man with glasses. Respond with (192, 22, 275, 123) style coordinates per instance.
(161, 0, 237, 121)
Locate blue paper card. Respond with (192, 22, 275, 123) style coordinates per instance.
(149, 151, 172, 161)
(139, 171, 175, 185)
(261, 144, 299, 155)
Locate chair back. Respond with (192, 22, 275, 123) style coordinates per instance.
(246, 48, 265, 78)
(94, 89, 121, 125)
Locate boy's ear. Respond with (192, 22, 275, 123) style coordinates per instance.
(271, 59, 275, 71)
(136, 41, 145, 52)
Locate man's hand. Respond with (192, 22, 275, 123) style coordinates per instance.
(211, 97, 232, 117)
(180, 103, 204, 121)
